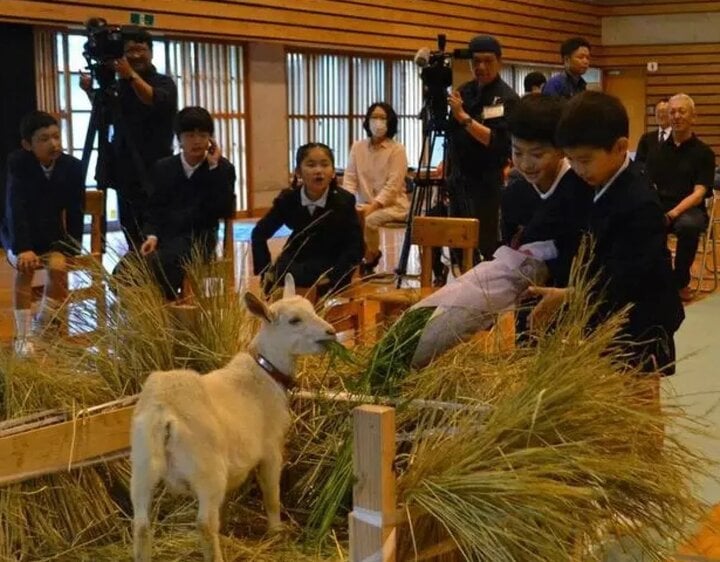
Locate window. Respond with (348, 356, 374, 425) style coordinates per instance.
(51, 31, 247, 220)
(165, 40, 247, 211)
(287, 51, 423, 172)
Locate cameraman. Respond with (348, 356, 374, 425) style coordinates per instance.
(446, 35, 519, 262)
(80, 27, 177, 251)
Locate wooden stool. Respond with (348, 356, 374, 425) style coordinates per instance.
(366, 216, 479, 326)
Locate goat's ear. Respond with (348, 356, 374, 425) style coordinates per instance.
(283, 274, 296, 299)
(244, 292, 273, 323)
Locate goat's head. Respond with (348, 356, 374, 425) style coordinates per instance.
(244, 274, 337, 357)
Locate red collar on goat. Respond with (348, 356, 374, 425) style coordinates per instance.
(252, 352, 296, 390)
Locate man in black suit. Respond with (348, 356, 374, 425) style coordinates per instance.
(140, 107, 235, 300)
(634, 98, 671, 167)
(3, 111, 85, 355)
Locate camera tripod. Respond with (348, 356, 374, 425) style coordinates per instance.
(78, 66, 121, 251)
(393, 124, 450, 288)
(80, 63, 148, 252)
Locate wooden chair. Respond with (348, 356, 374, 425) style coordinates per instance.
(366, 216, 479, 324)
(694, 190, 720, 294)
(64, 189, 106, 339)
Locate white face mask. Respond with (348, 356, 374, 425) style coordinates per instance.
(369, 118, 388, 138)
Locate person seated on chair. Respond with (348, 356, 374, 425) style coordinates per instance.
(342, 102, 409, 276)
(645, 93, 715, 302)
(410, 95, 592, 366)
(251, 143, 363, 296)
(529, 91, 684, 377)
(140, 106, 236, 300)
(2, 110, 84, 356)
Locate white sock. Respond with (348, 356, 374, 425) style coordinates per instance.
(14, 309, 33, 340)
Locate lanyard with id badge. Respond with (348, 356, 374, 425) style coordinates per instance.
(482, 96, 505, 122)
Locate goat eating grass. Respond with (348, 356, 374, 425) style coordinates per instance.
(130, 275, 337, 562)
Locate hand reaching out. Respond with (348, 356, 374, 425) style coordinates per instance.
(523, 286, 570, 332)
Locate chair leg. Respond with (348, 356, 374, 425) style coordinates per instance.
(695, 230, 718, 294)
(711, 228, 719, 292)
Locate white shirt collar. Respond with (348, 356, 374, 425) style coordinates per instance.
(658, 126, 672, 141)
(300, 186, 329, 214)
(594, 153, 630, 203)
(181, 152, 204, 178)
(40, 160, 55, 179)
(532, 159, 570, 200)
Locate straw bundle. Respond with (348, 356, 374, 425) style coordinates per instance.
(0, 250, 265, 561)
(294, 251, 714, 560)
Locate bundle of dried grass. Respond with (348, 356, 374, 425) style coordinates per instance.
(0, 247, 264, 561)
(395, 324, 710, 560)
(293, 250, 714, 560)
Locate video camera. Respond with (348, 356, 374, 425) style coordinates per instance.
(414, 34, 473, 132)
(82, 18, 133, 90)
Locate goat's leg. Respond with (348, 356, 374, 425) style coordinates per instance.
(257, 450, 283, 532)
(196, 483, 225, 562)
(130, 470, 159, 562)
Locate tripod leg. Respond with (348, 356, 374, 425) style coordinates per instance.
(394, 128, 446, 288)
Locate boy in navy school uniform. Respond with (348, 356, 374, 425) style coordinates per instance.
(409, 94, 593, 367)
(140, 106, 236, 300)
(529, 91, 684, 377)
(2, 111, 84, 356)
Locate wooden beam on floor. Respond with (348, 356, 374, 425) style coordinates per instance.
(0, 398, 137, 486)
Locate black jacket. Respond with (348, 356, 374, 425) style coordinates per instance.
(111, 67, 178, 191)
(2, 150, 84, 255)
(586, 161, 684, 373)
(251, 185, 363, 286)
(634, 129, 664, 166)
(508, 168, 593, 287)
(447, 76, 519, 186)
(144, 155, 236, 240)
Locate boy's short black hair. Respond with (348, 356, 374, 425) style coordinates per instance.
(123, 26, 153, 50)
(560, 37, 591, 59)
(556, 91, 628, 151)
(508, 94, 566, 146)
(19, 110, 58, 142)
(175, 106, 214, 136)
(362, 102, 398, 139)
(523, 71, 547, 93)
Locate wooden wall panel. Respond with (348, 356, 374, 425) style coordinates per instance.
(0, 0, 600, 64)
(600, 42, 720, 157)
(600, 1, 720, 17)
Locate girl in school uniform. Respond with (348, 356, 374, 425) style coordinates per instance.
(251, 143, 364, 295)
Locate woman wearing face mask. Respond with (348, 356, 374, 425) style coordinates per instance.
(343, 102, 409, 276)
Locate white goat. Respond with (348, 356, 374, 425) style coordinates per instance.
(130, 276, 336, 562)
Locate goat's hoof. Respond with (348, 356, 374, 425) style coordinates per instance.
(266, 521, 284, 536)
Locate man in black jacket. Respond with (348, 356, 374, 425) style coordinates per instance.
(3, 111, 84, 355)
(646, 94, 715, 301)
(80, 27, 177, 251)
(446, 34, 519, 262)
(634, 98, 670, 168)
(141, 107, 235, 300)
